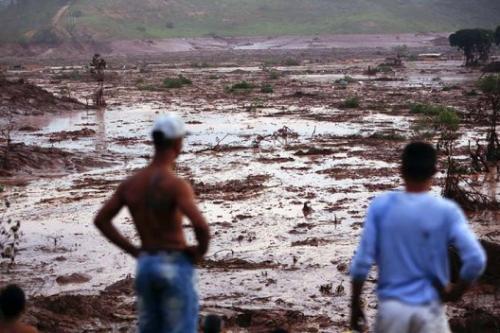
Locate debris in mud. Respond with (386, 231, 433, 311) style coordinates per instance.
(291, 237, 332, 247)
(0, 77, 85, 116)
(193, 175, 270, 200)
(28, 277, 135, 333)
(48, 128, 96, 142)
(443, 173, 500, 212)
(71, 177, 121, 191)
(201, 258, 279, 270)
(449, 308, 500, 333)
(294, 147, 335, 156)
(218, 307, 336, 332)
(55, 273, 92, 285)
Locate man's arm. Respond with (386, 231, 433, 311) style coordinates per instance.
(442, 204, 487, 301)
(94, 185, 140, 258)
(177, 179, 210, 261)
(350, 200, 379, 331)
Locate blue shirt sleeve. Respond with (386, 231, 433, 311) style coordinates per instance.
(350, 199, 379, 281)
(448, 203, 487, 282)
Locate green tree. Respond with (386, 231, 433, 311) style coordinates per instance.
(496, 26, 500, 45)
(449, 29, 494, 66)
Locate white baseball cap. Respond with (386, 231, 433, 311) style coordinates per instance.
(151, 113, 187, 139)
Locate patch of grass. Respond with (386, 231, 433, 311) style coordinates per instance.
(341, 96, 360, 108)
(410, 103, 455, 116)
(163, 75, 192, 89)
(410, 103, 460, 131)
(436, 109, 460, 131)
(226, 81, 255, 93)
(260, 83, 274, 93)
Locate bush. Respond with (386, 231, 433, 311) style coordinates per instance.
(226, 81, 255, 93)
(437, 109, 460, 131)
(478, 75, 500, 95)
(260, 83, 274, 93)
(163, 75, 192, 88)
(410, 103, 460, 131)
(342, 96, 360, 108)
(165, 21, 174, 29)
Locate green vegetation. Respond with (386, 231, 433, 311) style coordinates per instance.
(163, 75, 192, 89)
(410, 103, 460, 131)
(449, 29, 495, 66)
(1, 0, 500, 42)
(260, 83, 274, 93)
(496, 26, 500, 45)
(478, 75, 500, 96)
(226, 81, 255, 93)
(342, 96, 360, 108)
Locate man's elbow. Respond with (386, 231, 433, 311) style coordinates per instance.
(462, 252, 487, 281)
(94, 213, 108, 231)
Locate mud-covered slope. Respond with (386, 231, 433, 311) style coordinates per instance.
(0, 77, 85, 116)
(0, 0, 500, 43)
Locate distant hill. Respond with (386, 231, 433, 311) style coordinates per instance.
(1, 0, 499, 43)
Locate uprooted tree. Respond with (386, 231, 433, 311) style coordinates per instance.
(449, 29, 494, 66)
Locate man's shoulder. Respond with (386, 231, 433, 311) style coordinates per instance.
(370, 191, 399, 208)
(429, 195, 462, 213)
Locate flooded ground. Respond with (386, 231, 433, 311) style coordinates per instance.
(0, 47, 499, 332)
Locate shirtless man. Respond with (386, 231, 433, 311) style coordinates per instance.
(94, 114, 210, 333)
(0, 285, 38, 333)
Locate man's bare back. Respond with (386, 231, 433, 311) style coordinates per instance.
(94, 114, 209, 333)
(94, 163, 209, 260)
(119, 166, 189, 252)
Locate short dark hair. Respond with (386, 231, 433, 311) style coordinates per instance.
(204, 314, 222, 333)
(0, 284, 26, 321)
(401, 142, 437, 182)
(152, 130, 176, 151)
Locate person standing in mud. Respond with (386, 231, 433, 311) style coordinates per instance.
(349, 142, 486, 333)
(94, 113, 210, 333)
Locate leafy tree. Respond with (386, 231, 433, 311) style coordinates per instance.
(496, 26, 500, 46)
(449, 29, 494, 66)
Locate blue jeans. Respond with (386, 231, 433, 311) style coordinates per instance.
(135, 251, 198, 333)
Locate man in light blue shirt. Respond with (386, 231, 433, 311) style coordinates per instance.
(350, 142, 486, 333)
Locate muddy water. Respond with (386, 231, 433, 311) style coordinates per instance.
(1, 57, 493, 331)
(0, 99, 417, 324)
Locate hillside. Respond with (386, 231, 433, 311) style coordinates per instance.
(0, 0, 499, 43)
